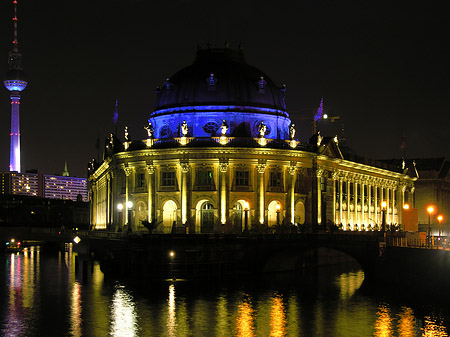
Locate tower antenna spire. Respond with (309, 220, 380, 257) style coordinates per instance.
(12, 0, 19, 53)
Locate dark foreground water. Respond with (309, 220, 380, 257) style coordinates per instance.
(1, 245, 450, 337)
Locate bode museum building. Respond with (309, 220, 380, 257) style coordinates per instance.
(88, 47, 416, 234)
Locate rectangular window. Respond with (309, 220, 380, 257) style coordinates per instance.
(270, 172, 282, 187)
(197, 170, 213, 186)
(136, 173, 146, 188)
(269, 171, 283, 192)
(235, 171, 249, 186)
(161, 171, 176, 186)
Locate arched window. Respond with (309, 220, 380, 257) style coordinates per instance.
(162, 200, 177, 233)
(233, 202, 243, 233)
(201, 202, 214, 233)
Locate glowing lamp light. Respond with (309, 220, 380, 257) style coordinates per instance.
(381, 201, 387, 210)
(403, 203, 410, 210)
(437, 215, 444, 223)
(10, 238, 15, 243)
(73, 236, 81, 244)
(276, 203, 281, 212)
(117, 203, 123, 211)
(427, 205, 435, 215)
(169, 251, 175, 258)
(243, 201, 249, 211)
(126, 201, 133, 209)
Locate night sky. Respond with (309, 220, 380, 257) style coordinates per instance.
(0, 0, 448, 178)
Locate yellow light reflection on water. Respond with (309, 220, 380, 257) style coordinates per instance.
(167, 284, 177, 337)
(70, 281, 82, 337)
(397, 306, 415, 337)
(374, 303, 393, 337)
(110, 285, 138, 337)
(235, 296, 255, 337)
(216, 294, 231, 336)
(422, 315, 448, 337)
(270, 294, 286, 337)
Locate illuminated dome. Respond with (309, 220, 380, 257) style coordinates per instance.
(4, 69, 27, 92)
(150, 47, 291, 139)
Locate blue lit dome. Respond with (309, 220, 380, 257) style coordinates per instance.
(4, 69, 27, 92)
(150, 47, 291, 139)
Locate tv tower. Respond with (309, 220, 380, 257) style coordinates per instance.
(3, 0, 27, 173)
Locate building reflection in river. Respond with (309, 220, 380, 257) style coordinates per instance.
(2, 249, 450, 336)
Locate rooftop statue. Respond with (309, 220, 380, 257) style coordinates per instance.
(144, 122, 154, 138)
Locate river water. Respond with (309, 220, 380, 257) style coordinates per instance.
(1, 245, 449, 337)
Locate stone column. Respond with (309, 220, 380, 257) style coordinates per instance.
(288, 162, 297, 225)
(316, 168, 324, 225)
(180, 162, 190, 226)
(124, 167, 133, 225)
(109, 171, 114, 229)
(331, 171, 338, 225)
(392, 185, 396, 224)
(361, 178, 365, 225)
(354, 178, 358, 226)
(374, 182, 378, 225)
(386, 184, 390, 224)
(339, 177, 343, 226)
(106, 174, 112, 226)
(367, 182, 372, 226)
(347, 179, 351, 228)
(147, 164, 155, 222)
(90, 181, 96, 226)
(257, 160, 267, 225)
(219, 160, 229, 225)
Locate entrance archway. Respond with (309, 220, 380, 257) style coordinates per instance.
(233, 202, 243, 233)
(268, 200, 282, 227)
(294, 201, 305, 225)
(162, 200, 177, 233)
(200, 202, 214, 233)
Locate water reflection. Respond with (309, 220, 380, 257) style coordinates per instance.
(398, 306, 415, 337)
(269, 294, 286, 337)
(335, 269, 365, 299)
(167, 284, 177, 337)
(110, 284, 138, 337)
(374, 303, 393, 337)
(2, 250, 450, 336)
(70, 282, 82, 337)
(235, 295, 255, 336)
(422, 315, 448, 336)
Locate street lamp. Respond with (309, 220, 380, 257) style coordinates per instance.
(127, 201, 133, 232)
(381, 201, 387, 232)
(169, 251, 175, 280)
(437, 214, 443, 242)
(427, 205, 435, 247)
(117, 203, 123, 230)
(276, 203, 281, 227)
(243, 201, 249, 233)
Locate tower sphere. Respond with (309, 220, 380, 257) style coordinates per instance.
(4, 68, 27, 92)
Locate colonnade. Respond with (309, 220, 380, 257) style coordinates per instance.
(332, 173, 408, 229)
